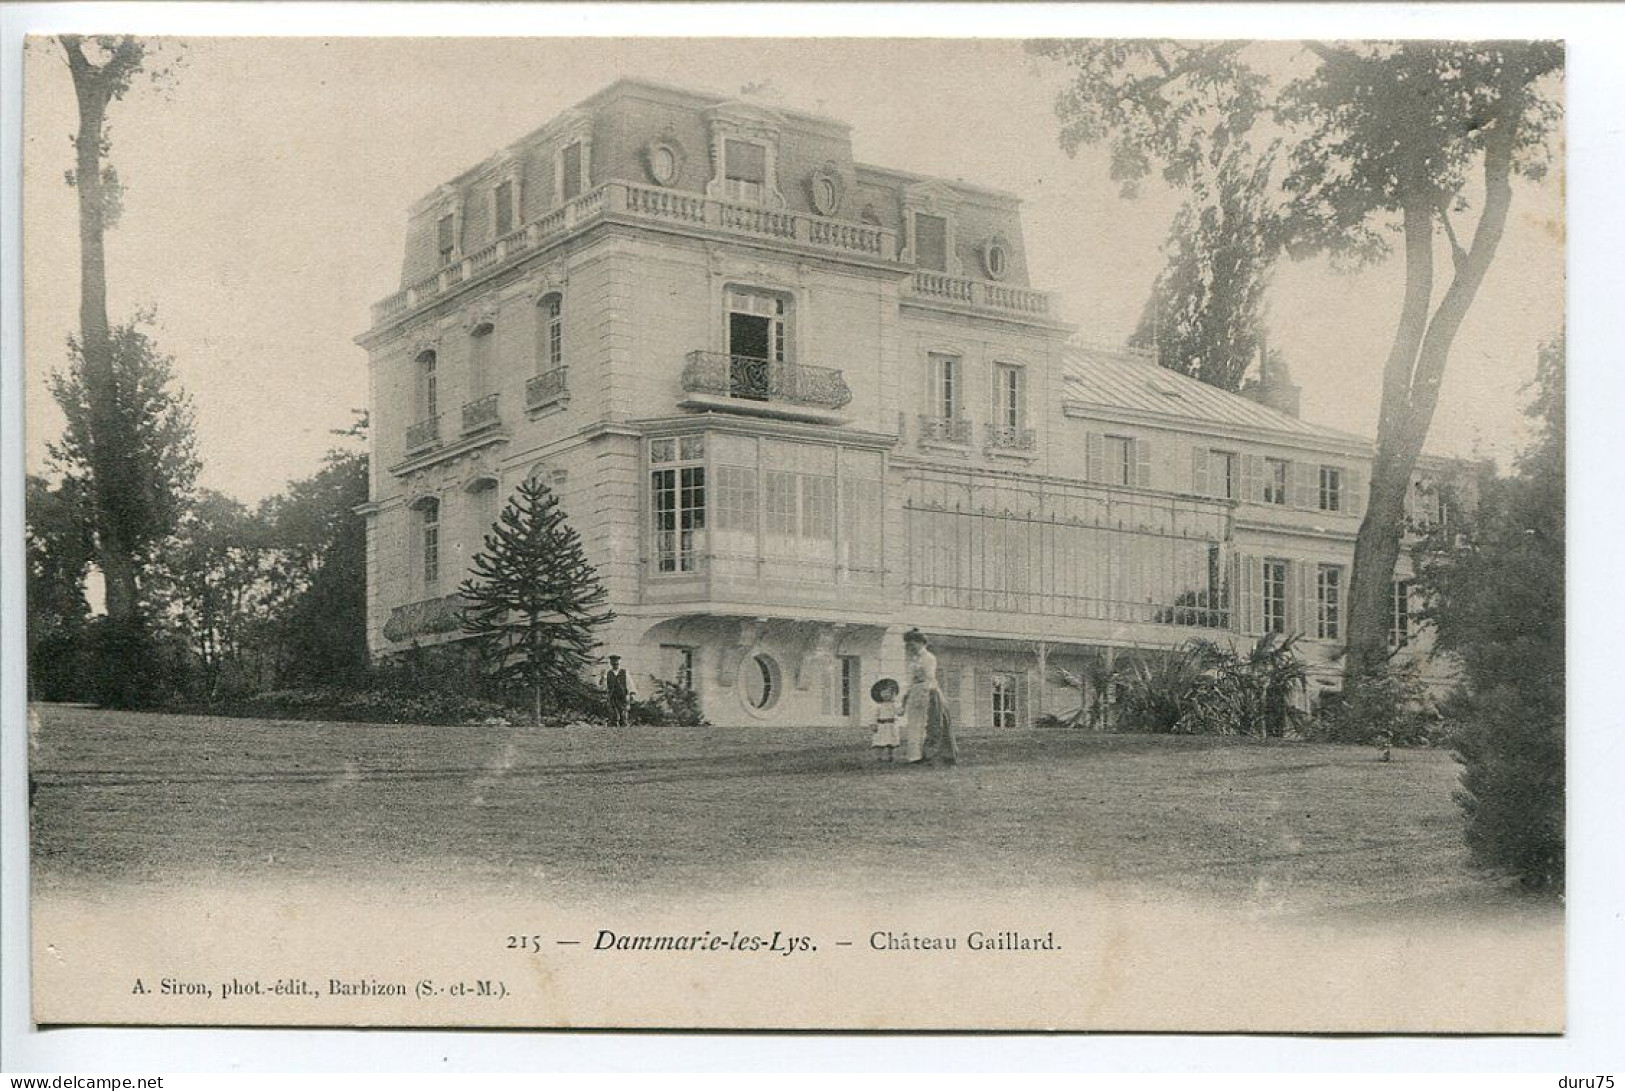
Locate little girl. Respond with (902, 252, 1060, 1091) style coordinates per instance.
(869, 677, 902, 762)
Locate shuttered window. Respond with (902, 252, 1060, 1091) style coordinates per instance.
(494, 180, 514, 237)
(914, 213, 949, 271)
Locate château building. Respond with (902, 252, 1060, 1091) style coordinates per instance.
(357, 79, 1462, 728)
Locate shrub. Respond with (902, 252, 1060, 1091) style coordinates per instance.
(217, 687, 517, 726)
(1308, 662, 1436, 748)
(1114, 635, 1309, 737)
(1449, 686, 1564, 891)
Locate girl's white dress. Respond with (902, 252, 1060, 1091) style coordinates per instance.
(871, 699, 901, 749)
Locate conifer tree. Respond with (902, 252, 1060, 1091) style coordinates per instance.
(459, 479, 614, 725)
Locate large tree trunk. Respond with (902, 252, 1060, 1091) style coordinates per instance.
(1344, 119, 1519, 690)
(61, 35, 152, 706)
(62, 39, 143, 626)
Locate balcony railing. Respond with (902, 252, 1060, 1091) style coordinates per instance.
(682, 351, 852, 410)
(372, 182, 899, 326)
(461, 393, 501, 434)
(526, 367, 568, 410)
(985, 422, 1037, 451)
(405, 415, 440, 453)
(918, 415, 972, 445)
(904, 270, 1052, 318)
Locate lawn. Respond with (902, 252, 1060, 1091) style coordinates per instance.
(28, 702, 1527, 917)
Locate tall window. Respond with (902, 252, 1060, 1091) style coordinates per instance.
(1105, 436, 1134, 487)
(995, 363, 1024, 430)
(839, 656, 860, 718)
(650, 436, 706, 573)
(1317, 564, 1343, 640)
(1262, 559, 1288, 634)
(1319, 466, 1343, 512)
(664, 646, 695, 692)
(1212, 450, 1238, 500)
(493, 180, 514, 237)
(418, 499, 441, 589)
(1390, 580, 1412, 647)
(436, 213, 456, 263)
(538, 294, 563, 370)
(727, 290, 786, 362)
(723, 139, 767, 203)
(561, 141, 583, 201)
(913, 212, 949, 271)
(415, 350, 438, 421)
(991, 674, 1018, 729)
(1264, 458, 1290, 505)
(468, 323, 494, 399)
(930, 353, 960, 419)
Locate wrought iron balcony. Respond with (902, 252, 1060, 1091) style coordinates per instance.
(461, 393, 501, 434)
(682, 351, 852, 410)
(405, 415, 440, 453)
(918, 415, 972, 445)
(525, 367, 568, 410)
(985, 422, 1037, 451)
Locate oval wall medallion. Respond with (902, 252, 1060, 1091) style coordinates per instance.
(981, 236, 1012, 281)
(807, 165, 845, 217)
(643, 139, 684, 187)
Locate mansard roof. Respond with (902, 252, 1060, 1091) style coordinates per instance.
(1061, 344, 1371, 452)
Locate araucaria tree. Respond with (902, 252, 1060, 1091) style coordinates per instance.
(1031, 40, 1562, 694)
(55, 35, 195, 706)
(460, 479, 614, 725)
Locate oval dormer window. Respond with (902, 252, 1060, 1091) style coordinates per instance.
(982, 237, 1011, 281)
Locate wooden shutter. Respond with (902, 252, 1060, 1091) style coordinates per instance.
(1292, 562, 1311, 637)
(1241, 454, 1263, 503)
(1134, 437, 1153, 489)
(1347, 467, 1367, 517)
(1294, 462, 1317, 509)
(1086, 432, 1104, 484)
(1237, 553, 1258, 633)
(1191, 446, 1211, 497)
(941, 666, 963, 726)
(974, 669, 994, 730)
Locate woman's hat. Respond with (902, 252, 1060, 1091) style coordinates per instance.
(870, 677, 900, 702)
(902, 628, 928, 646)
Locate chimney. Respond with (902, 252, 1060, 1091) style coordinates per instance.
(1245, 337, 1301, 419)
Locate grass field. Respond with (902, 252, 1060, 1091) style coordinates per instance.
(28, 702, 1545, 920)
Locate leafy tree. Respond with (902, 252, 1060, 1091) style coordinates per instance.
(158, 490, 278, 698)
(25, 475, 96, 701)
(56, 35, 193, 706)
(1031, 40, 1563, 695)
(260, 415, 370, 686)
(1129, 149, 1281, 392)
(459, 478, 614, 725)
(1416, 336, 1563, 890)
(47, 317, 199, 705)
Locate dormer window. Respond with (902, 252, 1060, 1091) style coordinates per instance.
(561, 141, 584, 201)
(914, 213, 949, 272)
(436, 213, 457, 264)
(723, 139, 768, 204)
(704, 102, 786, 209)
(493, 179, 515, 237)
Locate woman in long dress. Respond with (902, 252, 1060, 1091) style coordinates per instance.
(900, 629, 956, 765)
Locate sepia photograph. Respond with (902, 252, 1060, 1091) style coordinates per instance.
(15, 28, 1571, 1035)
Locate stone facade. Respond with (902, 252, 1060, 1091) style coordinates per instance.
(358, 79, 1461, 728)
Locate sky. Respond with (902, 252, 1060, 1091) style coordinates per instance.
(21, 36, 1565, 504)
